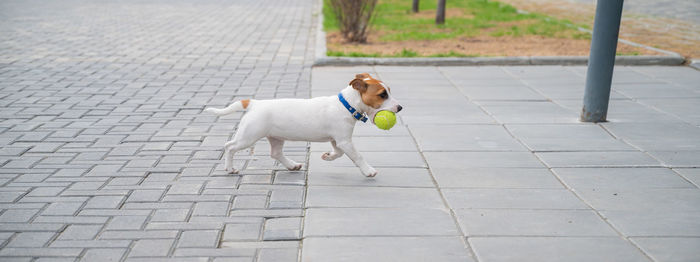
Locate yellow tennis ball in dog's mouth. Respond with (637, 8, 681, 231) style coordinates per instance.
(374, 110, 396, 130)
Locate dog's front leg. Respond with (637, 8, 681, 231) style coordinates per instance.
(335, 140, 377, 177)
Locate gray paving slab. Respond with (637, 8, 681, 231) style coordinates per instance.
(304, 208, 459, 237)
(536, 151, 662, 167)
(506, 124, 636, 151)
(307, 167, 435, 188)
(602, 122, 700, 151)
(443, 188, 588, 209)
(478, 101, 580, 124)
(429, 167, 564, 189)
(456, 209, 617, 237)
(631, 237, 700, 262)
(309, 136, 418, 152)
(409, 124, 527, 152)
(576, 188, 700, 211)
(648, 151, 700, 167)
(305, 186, 444, 208)
(424, 151, 545, 168)
(674, 168, 700, 187)
(469, 237, 649, 262)
(302, 237, 474, 262)
(601, 210, 700, 237)
(552, 168, 695, 189)
(638, 98, 700, 125)
(308, 151, 426, 169)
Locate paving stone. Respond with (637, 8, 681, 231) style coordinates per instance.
(177, 230, 220, 248)
(306, 186, 444, 208)
(83, 195, 125, 209)
(233, 195, 268, 209)
(0, 247, 83, 257)
(631, 237, 700, 262)
(6, 232, 56, 247)
(127, 190, 164, 202)
(41, 202, 84, 216)
(263, 217, 302, 240)
(304, 208, 458, 237)
(192, 202, 229, 217)
(80, 248, 127, 262)
(506, 124, 636, 151)
(430, 167, 563, 189)
(258, 248, 299, 262)
(553, 167, 695, 189)
(410, 124, 526, 151)
(222, 223, 262, 241)
(302, 237, 474, 262)
(98, 230, 179, 240)
(469, 237, 648, 262)
(455, 209, 616, 237)
(151, 209, 190, 222)
(424, 151, 545, 168)
(648, 150, 700, 167)
(0, 209, 40, 222)
(576, 188, 700, 211)
(105, 216, 148, 230)
(129, 239, 175, 257)
(601, 210, 700, 236)
(307, 167, 434, 188)
(536, 151, 662, 168)
(58, 225, 102, 240)
(442, 189, 588, 209)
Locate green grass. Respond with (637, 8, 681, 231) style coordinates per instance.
(616, 51, 641, 56)
(324, 0, 591, 57)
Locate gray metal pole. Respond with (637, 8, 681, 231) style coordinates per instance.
(580, 0, 624, 122)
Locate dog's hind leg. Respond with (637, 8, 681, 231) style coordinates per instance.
(224, 122, 264, 174)
(223, 138, 256, 174)
(268, 137, 302, 171)
(321, 140, 344, 161)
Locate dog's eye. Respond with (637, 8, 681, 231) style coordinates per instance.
(379, 92, 388, 99)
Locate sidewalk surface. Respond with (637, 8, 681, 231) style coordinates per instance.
(1, 0, 700, 262)
(305, 65, 700, 262)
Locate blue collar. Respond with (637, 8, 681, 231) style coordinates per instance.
(338, 93, 368, 122)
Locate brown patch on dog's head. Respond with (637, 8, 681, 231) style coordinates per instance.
(349, 73, 389, 109)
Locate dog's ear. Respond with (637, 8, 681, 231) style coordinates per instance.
(355, 73, 370, 79)
(349, 73, 369, 91)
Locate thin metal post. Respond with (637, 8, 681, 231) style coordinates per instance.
(580, 0, 624, 122)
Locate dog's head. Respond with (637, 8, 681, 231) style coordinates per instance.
(349, 73, 403, 119)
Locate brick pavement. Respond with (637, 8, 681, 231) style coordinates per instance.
(1, 0, 316, 261)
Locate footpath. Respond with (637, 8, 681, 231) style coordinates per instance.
(303, 65, 700, 262)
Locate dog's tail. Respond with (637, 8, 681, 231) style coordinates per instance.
(204, 99, 251, 116)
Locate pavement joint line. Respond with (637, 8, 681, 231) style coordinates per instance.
(403, 125, 481, 262)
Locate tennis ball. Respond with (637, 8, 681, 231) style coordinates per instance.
(374, 110, 396, 130)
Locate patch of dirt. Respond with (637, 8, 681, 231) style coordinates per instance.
(497, 0, 700, 59)
(327, 31, 659, 57)
(410, 9, 471, 20)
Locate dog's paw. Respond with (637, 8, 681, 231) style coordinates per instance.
(321, 152, 333, 161)
(287, 163, 303, 171)
(363, 167, 378, 177)
(226, 168, 239, 174)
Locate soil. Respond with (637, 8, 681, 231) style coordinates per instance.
(327, 31, 659, 57)
(496, 0, 700, 59)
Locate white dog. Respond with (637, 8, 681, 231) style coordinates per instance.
(204, 73, 402, 177)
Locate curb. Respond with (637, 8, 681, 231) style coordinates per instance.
(312, 1, 686, 67)
(690, 60, 700, 71)
(314, 55, 685, 66)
